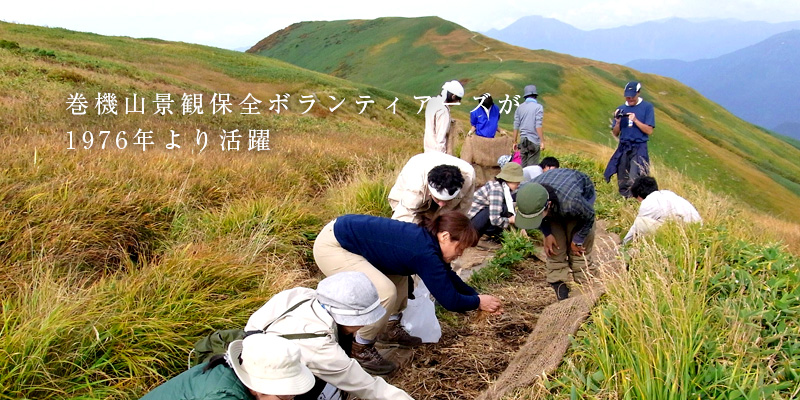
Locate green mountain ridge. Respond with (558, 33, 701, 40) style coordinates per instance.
(2, 20, 799, 400)
(249, 16, 800, 222)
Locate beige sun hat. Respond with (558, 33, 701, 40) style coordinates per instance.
(496, 162, 524, 183)
(227, 334, 315, 396)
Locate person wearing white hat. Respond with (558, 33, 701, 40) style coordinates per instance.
(245, 272, 414, 400)
(140, 334, 315, 400)
(388, 152, 475, 224)
(423, 79, 464, 154)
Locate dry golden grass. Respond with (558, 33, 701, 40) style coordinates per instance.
(3, 21, 800, 400)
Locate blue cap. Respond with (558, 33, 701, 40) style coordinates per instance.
(624, 81, 641, 97)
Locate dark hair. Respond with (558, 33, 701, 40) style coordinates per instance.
(480, 93, 494, 110)
(446, 92, 462, 103)
(540, 184, 560, 216)
(428, 165, 465, 197)
(631, 176, 659, 199)
(525, 94, 538, 99)
(539, 157, 560, 169)
(420, 210, 478, 250)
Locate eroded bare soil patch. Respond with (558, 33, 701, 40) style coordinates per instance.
(388, 259, 554, 399)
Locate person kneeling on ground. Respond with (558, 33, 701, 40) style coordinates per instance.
(388, 152, 475, 224)
(467, 162, 524, 242)
(313, 211, 504, 374)
(140, 334, 315, 400)
(246, 272, 415, 400)
(516, 168, 597, 301)
(522, 156, 560, 182)
(623, 176, 702, 244)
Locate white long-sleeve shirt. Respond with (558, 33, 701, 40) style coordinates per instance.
(387, 152, 475, 223)
(423, 95, 451, 154)
(246, 288, 415, 400)
(623, 190, 702, 243)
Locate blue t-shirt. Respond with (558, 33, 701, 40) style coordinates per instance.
(613, 99, 655, 143)
(332, 215, 480, 312)
(470, 104, 500, 138)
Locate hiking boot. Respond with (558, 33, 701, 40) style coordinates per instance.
(377, 319, 423, 347)
(351, 341, 397, 375)
(550, 281, 570, 301)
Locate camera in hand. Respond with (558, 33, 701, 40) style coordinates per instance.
(615, 109, 629, 119)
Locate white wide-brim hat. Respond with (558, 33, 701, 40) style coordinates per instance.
(228, 334, 315, 396)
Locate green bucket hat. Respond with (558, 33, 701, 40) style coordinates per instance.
(496, 162, 524, 183)
(514, 183, 549, 229)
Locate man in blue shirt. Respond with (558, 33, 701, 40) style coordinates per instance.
(513, 84, 545, 167)
(468, 93, 500, 138)
(603, 81, 656, 198)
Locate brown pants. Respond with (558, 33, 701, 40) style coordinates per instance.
(313, 220, 409, 341)
(545, 219, 596, 284)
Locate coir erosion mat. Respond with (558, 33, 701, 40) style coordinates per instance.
(382, 225, 620, 400)
(385, 258, 555, 399)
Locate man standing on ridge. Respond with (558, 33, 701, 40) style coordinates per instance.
(513, 84, 545, 167)
(424, 80, 464, 155)
(604, 81, 656, 198)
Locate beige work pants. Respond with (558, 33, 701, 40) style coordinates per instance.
(313, 220, 409, 341)
(546, 220, 596, 284)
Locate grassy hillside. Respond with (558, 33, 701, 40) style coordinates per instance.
(249, 17, 800, 222)
(0, 21, 421, 399)
(2, 20, 799, 400)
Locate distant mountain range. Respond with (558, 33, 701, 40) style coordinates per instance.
(628, 30, 800, 141)
(484, 16, 800, 65)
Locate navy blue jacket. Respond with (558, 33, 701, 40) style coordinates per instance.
(333, 215, 480, 312)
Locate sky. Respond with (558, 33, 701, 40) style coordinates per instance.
(4, 0, 799, 50)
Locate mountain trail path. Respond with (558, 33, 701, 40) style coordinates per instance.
(377, 221, 622, 399)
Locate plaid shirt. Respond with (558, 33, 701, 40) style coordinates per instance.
(530, 168, 596, 244)
(468, 180, 512, 229)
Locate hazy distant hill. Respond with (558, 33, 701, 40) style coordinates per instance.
(628, 30, 800, 141)
(484, 16, 800, 64)
(247, 17, 800, 220)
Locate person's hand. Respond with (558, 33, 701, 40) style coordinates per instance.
(540, 141, 546, 150)
(544, 234, 559, 256)
(509, 215, 516, 225)
(478, 294, 504, 314)
(570, 242, 585, 255)
(628, 112, 637, 122)
(614, 110, 623, 119)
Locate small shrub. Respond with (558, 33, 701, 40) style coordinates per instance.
(46, 69, 87, 83)
(469, 230, 535, 292)
(29, 47, 56, 58)
(0, 39, 21, 51)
